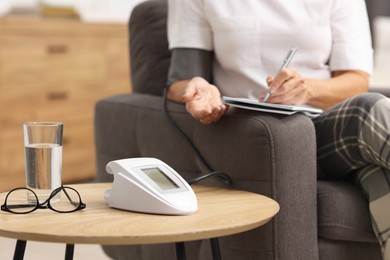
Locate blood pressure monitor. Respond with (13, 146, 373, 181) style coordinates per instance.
(104, 158, 198, 215)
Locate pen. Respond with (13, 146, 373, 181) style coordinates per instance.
(263, 46, 298, 103)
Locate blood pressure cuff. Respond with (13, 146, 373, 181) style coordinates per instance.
(167, 48, 213, 88)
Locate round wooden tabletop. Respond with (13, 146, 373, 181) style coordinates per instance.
(0, 183, 279, 245)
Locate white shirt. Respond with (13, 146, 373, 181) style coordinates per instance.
(168, 0, 373, 99)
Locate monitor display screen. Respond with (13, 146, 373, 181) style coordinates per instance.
(142, 167, 180, 190)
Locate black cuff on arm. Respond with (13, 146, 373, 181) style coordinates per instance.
(167, 48, 213, 88)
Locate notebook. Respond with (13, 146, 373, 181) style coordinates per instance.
(222, 96, 323, 118)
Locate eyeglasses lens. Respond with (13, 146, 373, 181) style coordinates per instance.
(6, 189, 38, 214)
(50, 187, 81, 212)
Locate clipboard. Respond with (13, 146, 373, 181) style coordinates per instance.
(222, 96, 323, 118)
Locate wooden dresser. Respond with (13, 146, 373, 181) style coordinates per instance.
(0, 17, 131, 191)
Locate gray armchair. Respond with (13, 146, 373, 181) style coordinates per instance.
(94, 0, 386, 259)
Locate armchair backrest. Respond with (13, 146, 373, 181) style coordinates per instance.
(129, 0, 170, 96)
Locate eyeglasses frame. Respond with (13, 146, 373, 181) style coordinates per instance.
(1, 186, 86, 214)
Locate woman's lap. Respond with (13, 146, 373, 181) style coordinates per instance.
(313, 92, 388, 179)
(313, 92, 390, 246)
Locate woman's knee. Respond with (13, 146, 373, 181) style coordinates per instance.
(346, 92, 386, 109)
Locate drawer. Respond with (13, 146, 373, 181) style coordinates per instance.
(0, 39, 130, 105)
(0, 35, 108, 97)
(0, 83, 128, 113)
(0, 96, 94, 135)
(0, 97, 85, 131)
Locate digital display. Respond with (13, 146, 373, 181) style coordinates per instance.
(142, 167, 180, 190)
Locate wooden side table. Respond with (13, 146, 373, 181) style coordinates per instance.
(0, 183, 279, 260)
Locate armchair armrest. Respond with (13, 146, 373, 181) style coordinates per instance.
(370, 87, 390, 97)
(94, 93, 319, 259)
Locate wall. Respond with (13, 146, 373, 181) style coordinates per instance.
(371, 17, 390, 87)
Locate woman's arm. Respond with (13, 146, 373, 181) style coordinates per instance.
(306, 70, 369, 109)
(265, 69, 369, 109)
(167, 49, 227, 124)
(167, 80, 190, 103)
(168, 77, 227, 125)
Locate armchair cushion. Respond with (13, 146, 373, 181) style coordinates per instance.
(317, 181, 378, 243)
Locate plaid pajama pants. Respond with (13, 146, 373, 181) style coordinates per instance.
(313, 92, 390, 252)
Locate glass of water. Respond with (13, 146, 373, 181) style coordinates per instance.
(23, 122, 63, 203)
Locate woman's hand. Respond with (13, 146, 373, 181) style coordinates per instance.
(183, 77, 228, 124)
(261, 68, 312, 105)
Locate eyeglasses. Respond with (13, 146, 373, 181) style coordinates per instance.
(1, 186, 86, 214)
